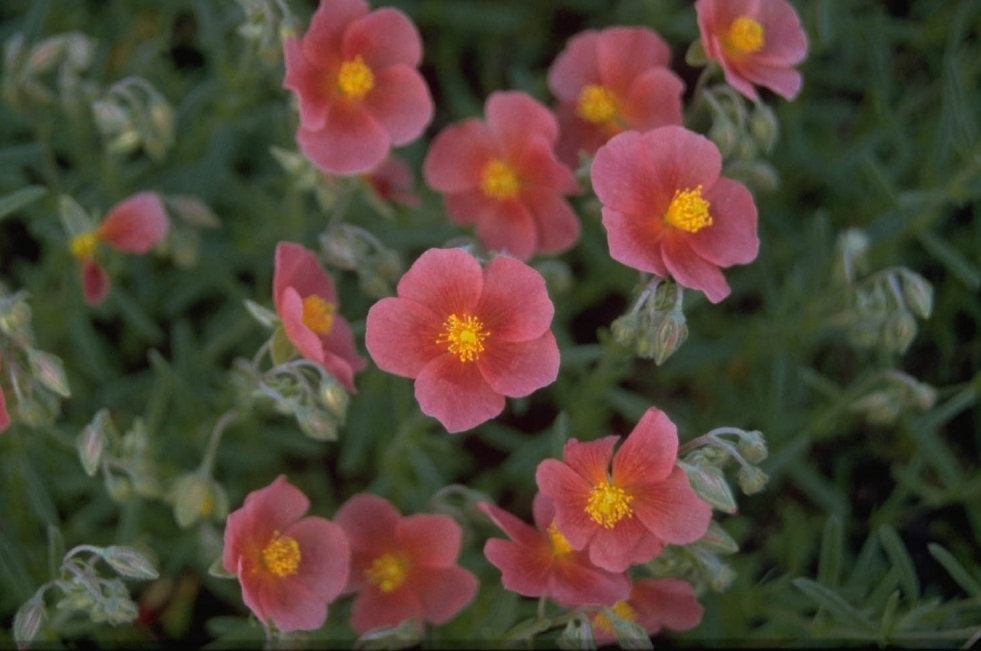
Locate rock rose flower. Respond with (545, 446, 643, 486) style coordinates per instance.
(547, 26, 685, 169)
(535, 407, 713, 573)
(591, 125, 759, 303)
(590, 578, 704, 645)
(283, 0, 434, 175)
(695, 0, 808, 101)
(364, 247, 560, 433)
(222, 475, 350, 633)
(334, 493, 479, 635)
(273, 241, 366, 393)
(68, 191, 169, 305)
(480, 492, 631, 608)
(422, 91, 581, 261)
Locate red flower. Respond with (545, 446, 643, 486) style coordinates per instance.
(422, 91, 581, 261)
(535, 407, 712, 573)
(0, 350, 10, 434)
(591, 126, 758, 303)
(334, 493, 479, 635)
(695, 0, 808, 101)
(283, 0, 434, 175)
(69, 191, 170, 305)
(590, 578, 703, 644)
(364, 247, 559, 433)
(222, 475, 350, 633)
(362, 155, 420, 208)
(547, 26, 685, 169)
(480, 492, 631, 608)
(272, 241, 366, 393)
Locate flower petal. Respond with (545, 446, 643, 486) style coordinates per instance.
(81, 259, 110, 305)
(280, 287, 326, 365)
(398, 514, 462, 568)
(349, 583, 423, 635)
(282, 516, 350, 604)
(661, 234, 732, 303)
(689, 177, 759, 267)
(449, 193, 538, 261)
(479, 501, 545, 549)
(334, 493, 402, 558)
(413, 565, 479, 625)
(223, 475, 310, 575)
(632, 466, 712, 546)
(301, 0, 368, 69)
(547, 30, 601, 101)
(483, 537, 552, 598)
(595, 26, 671, 95)
(297, 101, 390, 175)
(588, 518, 662, 573)
(362, 65, 433, 146)
(486, 91, 560, 153)
(274, 242, 338, 312)
(283, 38, 333, 131)
(612, 407, 679, 485)
(423, 120, 496, 193)
(601, 208, 668, 277)
(475, 255, 554, 341)
(414, 354, 505, 433)
(522, 189, 581, 256)
(394, 248, 484, 317)
(365, 297, 444, 378)
(535, 457, 599, 550)
(592, 130, 666, 217)
(548, 556, 632, 608)
(631, 578, 704, 633)
(342, 7, 422, 69)
(620, 68, 685, 130)
(477, 332, 559, 398)
(562, 435, 618, 486)
(97, 192, 168, 253)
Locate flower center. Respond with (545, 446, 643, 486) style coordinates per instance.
(436, 314, 489, 362)
(546, 521, 573, 556)
(480, 159, 520, 200)
(70, 232, 99, 260)
(302, 295, 335, 335)
(337, 55, 375, 100)
(664, 185, 713, 233)
(364, 552, 410, 593)
(584, 480, 634, 528)
(727, 17, 765, 54)
(592, 600, 639, 636)
(261, 532, 301, 578)
(576, 84, 618, 124)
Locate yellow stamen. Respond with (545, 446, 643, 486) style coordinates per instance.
(364, 552, 410, 593)
(546, 522, 573, 556)
(664, 185, 713, 233)
(302, 295, 335, 335)
(576, 84, 619, 124)
(436, 314, 489, 362)
(480, 159, 520, 200)
(337, 55, 375, 100)
(261, 532, 301, 578)
(593, 600, 639, 636)
(70, 232, 99, 260)
(584, 481, 634, 528)
(727, 17, 765, 54)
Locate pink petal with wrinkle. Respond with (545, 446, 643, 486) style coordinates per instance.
(350, 584, 422, 634)
(486, 91, 560, 152)
(479, 502, 545, 549)
(595, 26, 671, 94)
(97, 192, 168, 253)
(632, 578, 704, 632)
(423, 120, 496, 193)
(473, 199, 538, 261)
(414, 354, 504, 433)
(587, 517, 661, 573)
(535, 458, 599, 550)
(483, 537, 552, 597)
(620, 68, 685, 129)
(661, 234, 732, 303)
(297, 101, 389, 175)
(362, 65, 433, 145)
(260, 578, 325, 633)
(398, 514, 462, 568)
(365, 297, 444, 378)
(301, 0, 367, 69)
(562, 436, 618, 486)
(592, 131, 666, 216)
(523, 189, 580, 255)
(633, 466, 713, 545)
(394, 248, 483, 318)
(601, 208, 668, 277)
(280, 287, 326, 364)
(475, 255, 554, 341)
(283, 38, 333, 131)
(547, 30, 602, 100)
(477, 332, 559, 398)
(342, 7, 422, 69)
(413, 565, 479, 624)
(334, 493, 402, 558)
(274, 242, 337, 311)
(283, 517, 350, 603)
(613, 408, 679, 485)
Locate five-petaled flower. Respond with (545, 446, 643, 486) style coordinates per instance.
(535, 407, 712, 573)
(591, 125, 759, 303)
(695, 0, 808, 101)
(68, 191, 170, 306)
(547, 26, 685, 169)
(222, 475, 350, 633)
(590, 578, 704, 645)
(423, 91, 581, 261)
(364, 247, 560, 433)
(333, 493, 479, 635)
(273, 241, 367, 393)
(283, 0, 434, 175)
(480, 492, 631, 608)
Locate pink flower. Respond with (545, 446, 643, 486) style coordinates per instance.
(422, 91, 581, 261)
(283, 0, 434, 175)
(222, 475, 350, 633)
(590, 578, 703, 645)
(480, 492, 631, 608)
(591, 126, 758, 303)
(535, 407, 712, 573)
(68, 191, 170, 305)
(273, 241, 366, 393)
(362, 155, 420, 208)
(695, 0, 808, 101)
(334, 493, 479, 635)
(0, 350, 10, 434)
(364, 247, 560, 433)
(547, 26, 685, 169)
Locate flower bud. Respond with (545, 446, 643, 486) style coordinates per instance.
(166, 195, 220, 229)
(170, 472, 214, 526)
(883, 309, 917, 355)
(736, 465, 768, 495)
(25, 36, 64, 76)
(683, 462, 738, 514)
(708, 116, 738, 159)
(319, 223, 367, 270)
(295, 404, 338, 441)
(697, 520, 740, 555)
(63, 33, 95, 71)
(735, 430, 768, 464)
(898, 269, 933, 320)
(749, 102, 779, 153)
(13, 596, 45, 648)
(685, 38, 708, 67)
(27, 348, 71, 398)
(92, 98, 131, 135)
(76, 420, 106, 477)
(102, 546, 159, 580)
(652, 310, 688, 366)
(318, 375, 349, 424)
(105, 474, 132, 502)
(849, 390, 901, 426)
(0, 290, 32, 336)
(610, 312, 640, 347)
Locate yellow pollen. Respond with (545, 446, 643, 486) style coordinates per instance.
(337, 55, 375, 100)
(728, 16, 765, 54)
(261, 532, 301, 578)
(301, 295, 335, 335)
(546, 522, 573, 556)
(365, 552, 409, 593)
(584, 481, 634, 528)
(436, 314, 489, 362)
(593, 601, 639, 636)
(70, 232, 99, 260)
(480, 159, 521, 200)
(664, 185, 713, 233)
(576, 84, 619, 124)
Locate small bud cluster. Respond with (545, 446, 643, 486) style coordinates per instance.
(92, 77, 175, 162)
(702, 85, 780, 192)
(76, 410, 163, 502)
(848, 369, 937, 426)
(236, 0, 300, 66)
(611, 276, 688, 365)
(2, 31, 97, 113)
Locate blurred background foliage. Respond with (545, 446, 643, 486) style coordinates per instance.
(0, 0, 979, 647)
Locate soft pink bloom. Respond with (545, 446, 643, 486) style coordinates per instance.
(591, 578, 704, 644)
(334, 493, 479, 635)
(535, 407, 713, 573)
(480, 493, 631, 608)
(547, 26, 685, 169)
(695, 0, 808, 101)
(591, 126, 758, 303)
(423, 91, 581, 261)
(272, 242, 366, 393)
(283, 0, 434, 175)
(362, 155, 420, 208)
(0, 351, 10, 434)
(364, 247, 560, 433)
(222, 475, 350, 633)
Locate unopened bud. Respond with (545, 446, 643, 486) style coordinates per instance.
(749, 102, 779, 153)
(320, 224, 367, 270)
(685, 38, 708, 67)
(105, 474, 132, 502)
(102, 546, 159, 580)
(610, 312, 640, 347)
(909, 381, 937, 412)
(735, 430, 768, 464)
(898, 269, 933, 320)
(849, 390, 901, 425)
(25, 36, 64, 76)
(683, 462, 738, 514)
(318, 375, 349, 424)
(883, 309, 917, 355)
(296, 405, 338, 441)
(92, 98, 131, 135)
(835, 228, 870, 283)
(167, 195, 220, 229)
(0, 290, 32, 335)
(652, 310, 688, 365)
(13, 596, 45, 648)
(63, 33, 95, 71)
(27, 348, 71, 398)
(697, 520, 740, 555)
(77, 420, 106, 477)
(708, 116, 739, 159)
(736, 465, 768, 495)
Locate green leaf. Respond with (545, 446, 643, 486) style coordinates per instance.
(242, 299, 280, 330)
(877, 526, 919, 606)
(917, 229, 981, 290)
(927, 543, 981, 597)
(0, 185, 47, 221)
(269, 326, 295, 367)
(817, 514, 844, 589)
(793, 578, 875, 634)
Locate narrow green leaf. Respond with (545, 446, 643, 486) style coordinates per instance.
(878, 590, 900, 644)
(817, 514, 844, 589)
(0, 185, 47, 221)
(917, 229, 981, 290)
(927, 543, 981, 597)
(877, 526, 919, 606)
(793, 578, 875, 634)
(551, 411, 570, 460)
